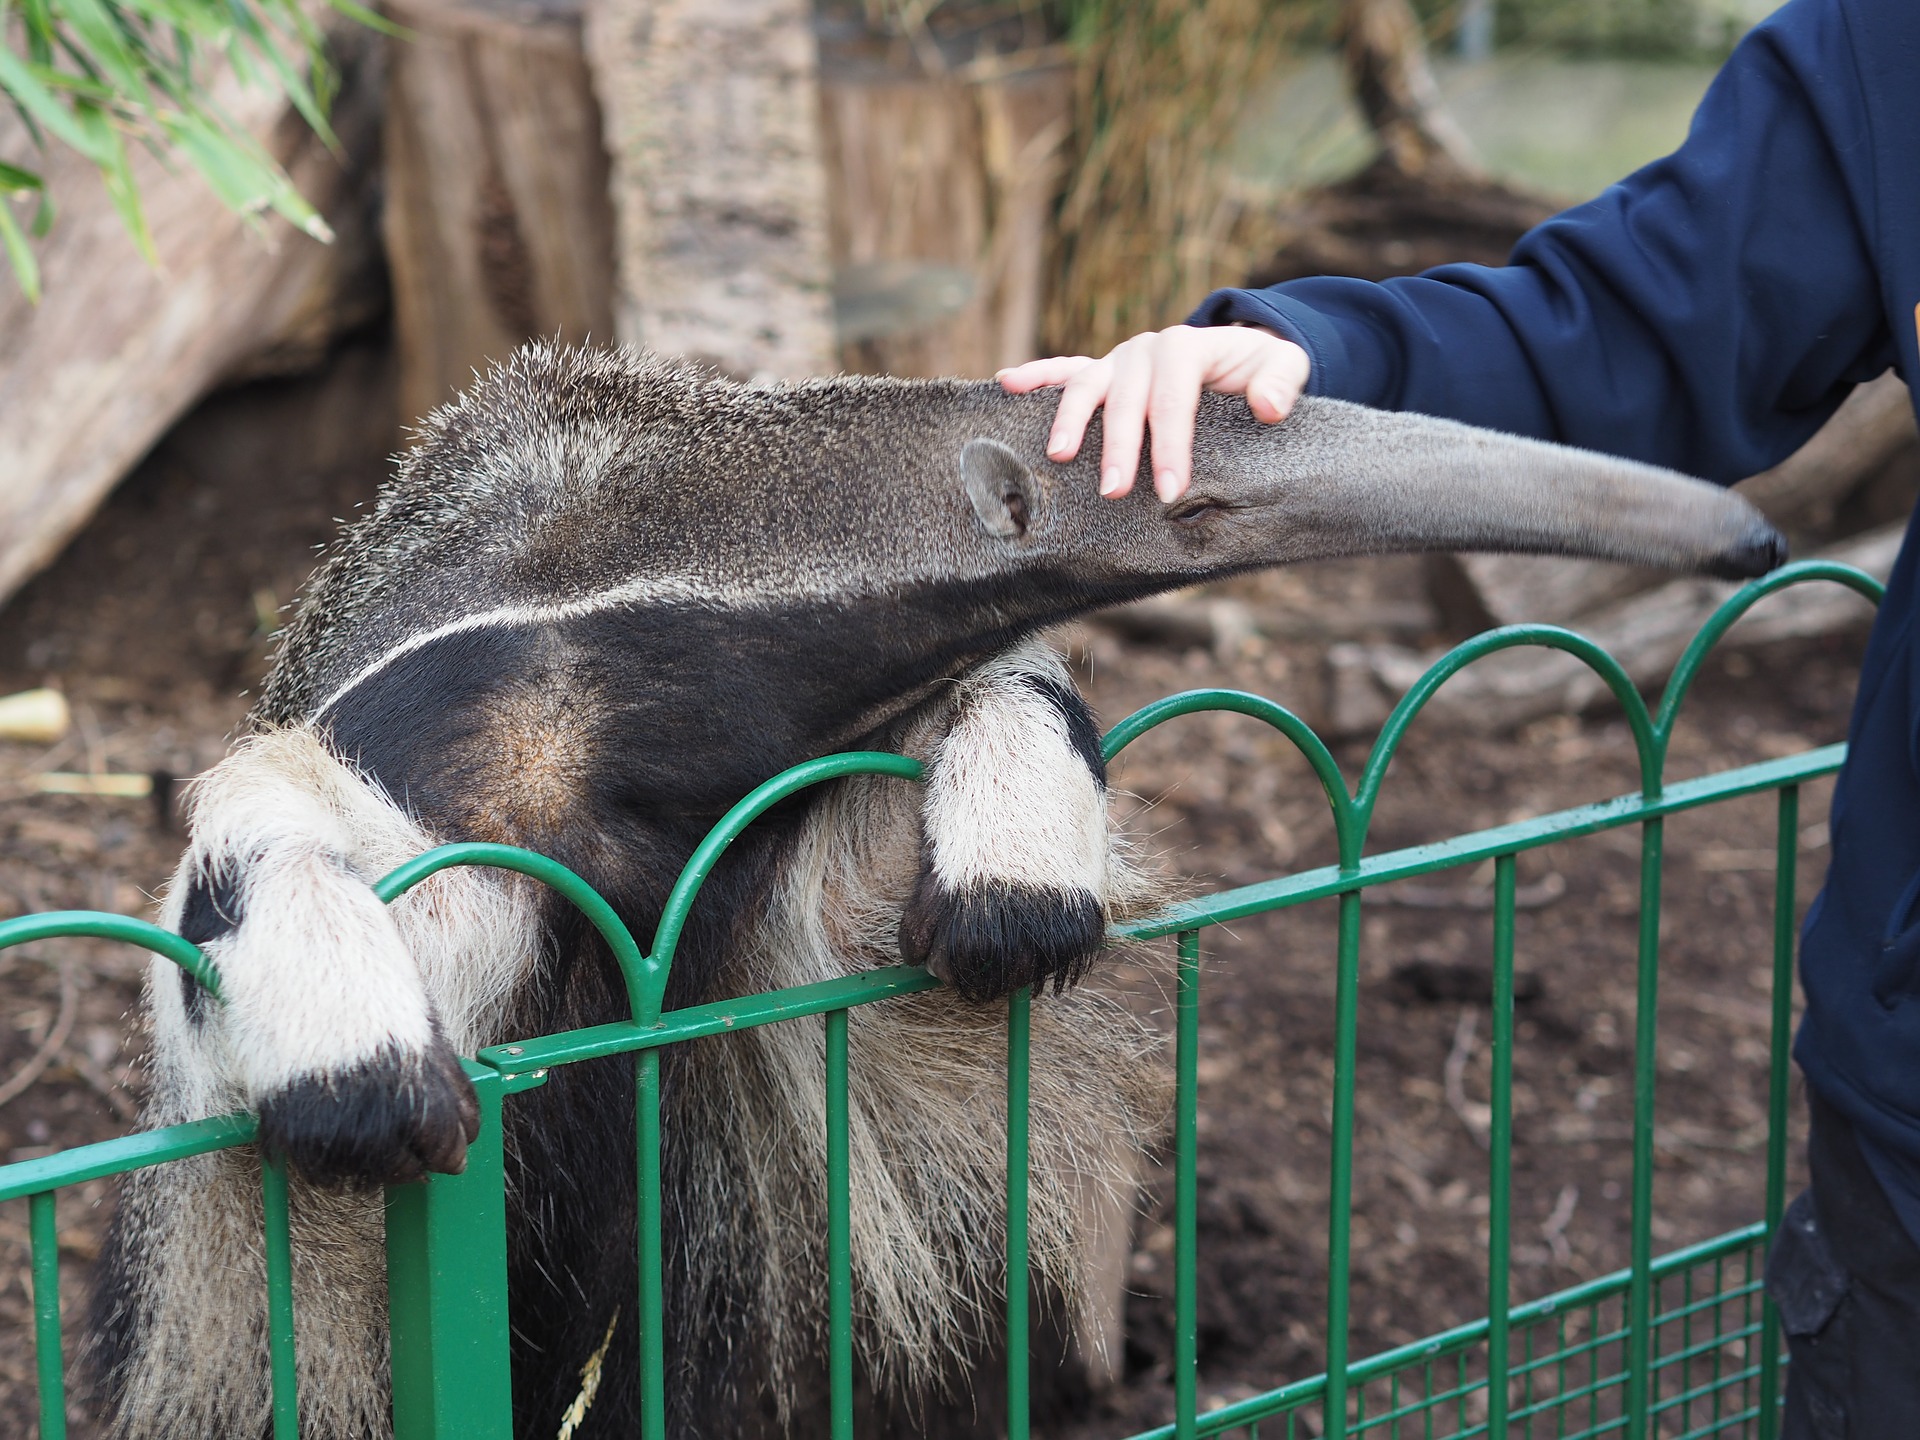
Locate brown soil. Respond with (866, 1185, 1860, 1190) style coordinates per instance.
(0, 334, 1865, 1437)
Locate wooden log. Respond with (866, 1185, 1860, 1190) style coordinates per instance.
(1449, 372, 1917, 629)
(0, 27, 385, 611)
(585, 0, 838, 379)
(1329, 523, 1903, 737)
(819, 54, 1072, 378)
(382, 0, 618, 425)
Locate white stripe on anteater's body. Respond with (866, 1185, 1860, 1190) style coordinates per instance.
(94, 343, 1787, 1438)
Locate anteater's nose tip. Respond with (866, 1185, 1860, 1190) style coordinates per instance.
(1705, 523, 1789, 580)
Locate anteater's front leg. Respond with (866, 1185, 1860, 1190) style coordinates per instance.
(899, 639, 1112, 1000)
(152, 726, 533, 1185)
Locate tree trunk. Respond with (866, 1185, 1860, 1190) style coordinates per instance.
(381, 0, 617, 425)
(1338, 0, 1479, 183)
(0, 27, 386, 612)
(585, 0, 838, 379)
(819, 55, 1071, 378)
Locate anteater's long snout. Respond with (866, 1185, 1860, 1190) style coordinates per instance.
(1705, 522, 1790, 580)
(1236, 398, 1790, 579)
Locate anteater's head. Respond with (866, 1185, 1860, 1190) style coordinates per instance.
(937, 386, 1785, 598)
(264, 347, 1785, 751)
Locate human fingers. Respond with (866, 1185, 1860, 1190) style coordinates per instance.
(1045, 357, 1115, 464)
(1239, 338, 1311, 424)
(1145, 329, 1208, 501)
(1097, 337, 1156, 498)
(996, 356, 1095, 394)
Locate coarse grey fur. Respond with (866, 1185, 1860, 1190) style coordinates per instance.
(93, 343, 1784, 1439)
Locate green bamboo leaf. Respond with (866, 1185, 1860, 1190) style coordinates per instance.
(0, 193, 44, 302)
(0, 46, 111, 160)
(72, 99, 155, 262)
(0, 158, 44, 194)
(52, 0, 155, 105)
(322, 0, 406, 39)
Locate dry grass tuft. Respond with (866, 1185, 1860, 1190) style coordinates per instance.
(1046, 0, 1329, 355)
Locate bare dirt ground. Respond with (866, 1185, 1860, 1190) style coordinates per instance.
(0, 334, 1874, 1437)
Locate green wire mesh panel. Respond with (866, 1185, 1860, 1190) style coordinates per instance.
(0, 560, 1883, 1440)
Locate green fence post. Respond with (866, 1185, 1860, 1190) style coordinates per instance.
(637, 1048, 667, 1440)
(1757, 785, 1799, 1439)
(1488, 855, 1518, 1439)
(1626, 817, 1665, 1437)
(262, 1154, 300, 1439)
(29, 1190, 66, 1440)
(1324, 891, 1362, 1440)
(1007, 987, 1033, 1440)
(387, 1061, 513, 1440)
(827, 1008, 854, 1440)
(1174, 931, 1201, 1440)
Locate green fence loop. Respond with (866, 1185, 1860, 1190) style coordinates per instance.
(644, 752, 924, 1021)
(375, 842, 652, 1020)
(1654, 559, 1886, 742)
(0, 909, 221, 1001)
(1357, 625, 1662, 821)
(1102, 690, 1361, 862)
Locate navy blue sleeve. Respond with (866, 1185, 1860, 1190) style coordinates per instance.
(1190, 0, 1895, 485)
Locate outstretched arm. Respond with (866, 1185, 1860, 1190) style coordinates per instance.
(1006, 0, 1894, 499)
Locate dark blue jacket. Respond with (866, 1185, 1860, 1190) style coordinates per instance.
(1194, 0, 1920, 1236)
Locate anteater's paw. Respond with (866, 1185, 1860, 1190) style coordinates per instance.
(900, 871, 1107, 1002)
(256, 1038, 480, 1189)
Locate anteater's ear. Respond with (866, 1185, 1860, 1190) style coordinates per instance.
(962, 438, 1039, 540)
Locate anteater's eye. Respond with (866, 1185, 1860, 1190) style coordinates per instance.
(1167, 497, 1228, 524)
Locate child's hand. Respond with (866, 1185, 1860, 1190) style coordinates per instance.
(996, 325, 1310, 501)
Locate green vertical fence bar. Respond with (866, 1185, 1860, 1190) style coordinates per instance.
(1488, 855, 1518, 1440)
(387, 1061, 513, 1440)
(637, 1048, 667, 1440)
(1325, 891, 1363, 1439)
(1758, 785, 1799, 1439)
(1007, 987, 1033, 1440)
(30, 1190, 65, 1440)
(827, 1008, 854, 1439)
(262, 1152, 299, 1439)
(1626, 815, 1665, 1437)
(1174, 931, 1201, 1440)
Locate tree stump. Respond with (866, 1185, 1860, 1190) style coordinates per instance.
(820, 54, 1071, 378)
(382, 0, 618, 425)
(586, 0, 838, 379)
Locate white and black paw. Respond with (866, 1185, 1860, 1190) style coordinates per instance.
(899, 870, 1107, 1002)
(256, 1036, 480, 1189)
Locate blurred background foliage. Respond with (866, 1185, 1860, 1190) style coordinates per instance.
(3, 0, 1773, 303)
(0, 0, 383, 299)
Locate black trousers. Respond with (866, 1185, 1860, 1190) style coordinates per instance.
(1766, 1090, 1920, 1439)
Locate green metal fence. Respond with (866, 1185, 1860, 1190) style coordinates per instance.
(0, 559, 1883, 1440)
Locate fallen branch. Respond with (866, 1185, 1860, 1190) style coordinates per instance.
(0, 960, 78, 1110)
(1329, 522, 1901, 736)
(1443, 1007, 1491, 1149)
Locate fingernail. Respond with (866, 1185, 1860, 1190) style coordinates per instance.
(1100, 468, 1122, 495)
